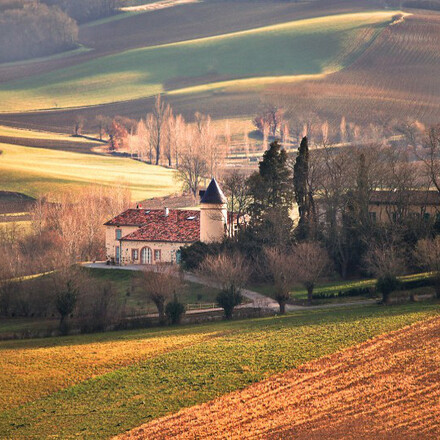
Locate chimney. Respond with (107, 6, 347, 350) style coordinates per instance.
(164, 207, 169, 217)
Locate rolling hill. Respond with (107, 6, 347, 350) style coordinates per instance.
(0, 141, 176, 200)
(0, 12, 398, 112)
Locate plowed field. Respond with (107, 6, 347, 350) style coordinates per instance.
(119, 316, 440, 440)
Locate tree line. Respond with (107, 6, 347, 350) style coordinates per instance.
(40, 0, 118, 23)
(182, 122, 440, 314)
(89, 96, 229, 200)
(0, 2, 78, 63)
(0, 0, 118, 63)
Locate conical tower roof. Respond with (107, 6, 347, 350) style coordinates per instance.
(200, 178, 227, 204)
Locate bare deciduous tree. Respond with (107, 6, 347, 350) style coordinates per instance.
(150, 94, 172, 165)
(265, 247, 295, 314)
(420, 124, 440, 193)
(414, 237, 440, 299)
(198, 253, 249, 319)
(223, 170, 250, 236)
(176, 126, 209, 200)
(293, 242, 330, 305)
(142, 266, 182, 325)
(365, 243, 405, 303)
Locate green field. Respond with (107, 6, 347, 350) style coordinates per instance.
(0, 142, 176, 200)
(0, 12, 399, 112)
(0, 302, 437, 439)
(251, 272, 434, 301)
(84, 268, 221, 313)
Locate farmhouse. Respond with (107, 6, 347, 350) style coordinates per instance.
(105, 178, 231, 265)
(368, 190, 440, 223)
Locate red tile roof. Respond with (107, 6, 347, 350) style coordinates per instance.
(107, 209, 201, 243)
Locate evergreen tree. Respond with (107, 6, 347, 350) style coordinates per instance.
(293, 137, 315, 239)
(247, 140, 294, 245)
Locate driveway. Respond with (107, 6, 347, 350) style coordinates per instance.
(83, 263, 376, 313)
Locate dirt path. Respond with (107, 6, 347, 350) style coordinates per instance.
(116, 315, 440, 440)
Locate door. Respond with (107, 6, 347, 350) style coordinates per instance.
(141, 247, 152, 264)
(115, 246, 120, 264)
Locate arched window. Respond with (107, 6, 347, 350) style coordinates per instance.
(141, 247, 152, 264)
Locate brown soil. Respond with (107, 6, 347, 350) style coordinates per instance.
(116, 316, 440, 440)
(269, 12, 440, 126)
(0, 135, 100, 153)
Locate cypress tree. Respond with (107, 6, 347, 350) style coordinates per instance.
(293, 136, 315, 239)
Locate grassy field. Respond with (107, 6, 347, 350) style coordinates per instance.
(0, 142, 176, 201)
(0, 302, 438, 438)
(122, 314, 440, 439)
(0, 12, 398, 112)
(84, 268, 221, 313)
(251, 271, 434, 301)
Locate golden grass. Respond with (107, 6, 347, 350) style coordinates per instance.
(0, 330, 219, 410)
(119, 316, 440, 440)
(0, 142, 176, 201)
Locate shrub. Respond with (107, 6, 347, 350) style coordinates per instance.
(55, 280, 78, 335)
(376, 276, 400, 304)
(216, 287, 243, 320)
(165, 295, 186, 325)
(180, 242, 220, 271)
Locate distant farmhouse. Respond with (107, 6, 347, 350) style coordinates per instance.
(105, 178, 233, 265)
(368, 190, 440, 223)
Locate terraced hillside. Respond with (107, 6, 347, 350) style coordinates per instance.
(119, 314, 440, 440)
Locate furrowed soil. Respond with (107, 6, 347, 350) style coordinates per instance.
(269, 11, 440, 126)
(118, 315, 440, 440)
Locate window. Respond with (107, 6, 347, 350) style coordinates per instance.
(141, 247, 152, 264)
(424, 212, 431, 220)
(369, 211, 377, 222)
(132, 249, 139, 261)
(154, 250, 161, 261)
(115, 229, 122, 240)
(176, 250, 182, 264)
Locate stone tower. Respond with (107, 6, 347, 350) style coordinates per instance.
(200, 178, 227, 243)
